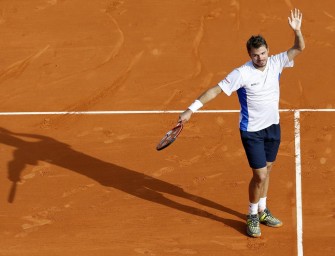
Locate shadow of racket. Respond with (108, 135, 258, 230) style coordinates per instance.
(8, 182, 17, 203)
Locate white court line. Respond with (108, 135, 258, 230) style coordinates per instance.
(0, 108, 334, 116)
(294, 111, 303, 256)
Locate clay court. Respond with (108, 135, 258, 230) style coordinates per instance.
(0, 0, 334, 255)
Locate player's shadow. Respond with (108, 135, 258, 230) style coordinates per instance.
(0, 127, 245, 234)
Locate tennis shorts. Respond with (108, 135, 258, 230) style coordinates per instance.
(240, 123, 281, 169)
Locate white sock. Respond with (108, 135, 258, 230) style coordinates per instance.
(248, 202, 259, 215)
(258, 197, 267, 212)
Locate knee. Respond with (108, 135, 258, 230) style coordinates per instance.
(253, 173, 267, 184)
(266, 162, 274, 172)
(252, 168, 268, 184)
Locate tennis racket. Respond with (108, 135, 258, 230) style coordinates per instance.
(156, 121, 183, 151)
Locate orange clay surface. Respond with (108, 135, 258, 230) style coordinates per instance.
(0, 1, 334, 255)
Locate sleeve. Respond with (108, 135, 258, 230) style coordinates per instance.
(273, 51, 294, 69)
(218, 69, 243, 96)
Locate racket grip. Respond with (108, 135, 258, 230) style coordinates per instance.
(8, 182, 17, 203)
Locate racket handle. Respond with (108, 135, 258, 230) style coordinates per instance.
(8, 182, 17, 203)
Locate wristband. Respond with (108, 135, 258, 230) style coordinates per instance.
(188, 100, 203, 113)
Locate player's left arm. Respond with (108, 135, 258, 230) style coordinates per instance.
(287, 8, 305, 61)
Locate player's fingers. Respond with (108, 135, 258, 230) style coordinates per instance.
(179, 118, 186, 124)
(180, 115, 189, 124)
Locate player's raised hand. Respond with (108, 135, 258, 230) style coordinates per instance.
(288, 8, 302, 31)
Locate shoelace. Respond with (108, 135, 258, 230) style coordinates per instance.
(249, 216, 259, 226)
(264, 210, 276, 220)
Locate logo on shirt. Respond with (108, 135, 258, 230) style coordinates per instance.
(250, 82, 260, 86)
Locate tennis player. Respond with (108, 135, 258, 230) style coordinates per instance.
(179, 8, 305, 237)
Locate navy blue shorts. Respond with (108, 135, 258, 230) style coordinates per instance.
(240, 124, 281, 169)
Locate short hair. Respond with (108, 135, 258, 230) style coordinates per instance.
(246, 35, 268, 53)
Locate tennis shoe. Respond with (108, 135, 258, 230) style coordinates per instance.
(246, 214, 261, 238)
(259, 208, 283, 227)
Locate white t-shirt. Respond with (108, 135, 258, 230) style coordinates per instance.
(218, 51, 293, 132)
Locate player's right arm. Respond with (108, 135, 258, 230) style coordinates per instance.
(179, 85, 222, 123)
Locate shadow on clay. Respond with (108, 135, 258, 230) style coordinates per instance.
(0, 127, 246, 235)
